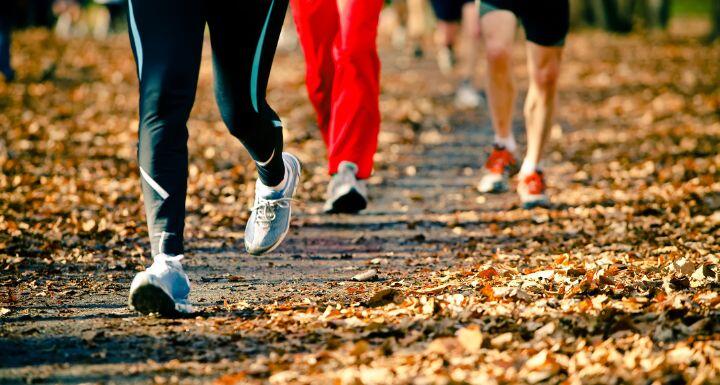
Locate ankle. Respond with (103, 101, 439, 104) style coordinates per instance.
(494, 134, 517, 153)
(262, 166, 289, 193)
(519, 158, 540, 176)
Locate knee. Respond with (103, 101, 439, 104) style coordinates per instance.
(531, 62, 560, 90)
(337, 38, 378, 63)
(220, 106, 262, 139)
(485, 41, 512, 66)
(140, 76, 196, 127)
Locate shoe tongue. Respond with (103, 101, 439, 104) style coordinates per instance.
(257, 183, 284, 200)
(154, 254, 184, 268)
(339, 162, 359, 175)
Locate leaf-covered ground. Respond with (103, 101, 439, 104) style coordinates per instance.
(1, 19, 720, 385)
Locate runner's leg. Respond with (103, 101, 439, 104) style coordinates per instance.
(128, 0, 205, 256)
(517, 0, 568, 174)
(407, 0, 428, 56)
(476, 3, 519, 194)
(207, 0, 289, 187)
(452, 0, 482, 108)
(126, 0, 204, 316)
(521, 43, 563, 174)
(429, 0, 461, 74)
(459, 1, 480, 84)
(207, 0, 301, 255)
(480, 8, 517, 145)
(514, 0, 568, 207)
(290, 0, 339, 150)
(328, 0, 383, 179)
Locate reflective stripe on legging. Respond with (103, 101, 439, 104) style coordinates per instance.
(128, 0, 289, 256)
(251, 0, 275, 113)
(127, 0, 143, 79)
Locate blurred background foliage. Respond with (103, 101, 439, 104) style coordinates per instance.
(3, 0, 719, 41)
(571, 0, 719, 39)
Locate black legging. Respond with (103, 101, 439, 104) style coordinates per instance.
(127, 0, 288, 256)
(0, 12, 13, 80)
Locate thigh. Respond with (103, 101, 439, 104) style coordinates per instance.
(128, 0, 205, 128)
(430, 0, 463, 22)
(291, 0, 339, 61)
(479, 0, 517, 48)
(526, 42, 563, 84)
(479, 0, 515, 18)
(127, 0, 204, 83)
(517, 0, 569, 47)
(338, 0, 383, 55)
(461, 1, 480, 37)
(206, 0, 289, 112)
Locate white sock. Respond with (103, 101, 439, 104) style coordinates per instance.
(494, 134, 517, 153)
(520, 158, 539, 176)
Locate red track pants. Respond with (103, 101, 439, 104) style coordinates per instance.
(291, 0, 382, 179)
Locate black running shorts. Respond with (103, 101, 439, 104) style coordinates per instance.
(479, 0, 569, 47)
(430, 0, 474, 22)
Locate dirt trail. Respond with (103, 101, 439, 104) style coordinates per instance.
(0, 30, 508, 383)
(2, 26, 719, 384)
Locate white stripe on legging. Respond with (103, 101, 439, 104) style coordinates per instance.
(256, 149, 275, 167)
(127, 0, 144, 79)
(250, 0, 276, 113)
(140, 167, 169, 199)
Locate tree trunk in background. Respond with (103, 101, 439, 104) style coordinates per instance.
(640, 0, 672, 29)
(570, 0, 588, 27)
(710, 0, 720, 41)
(589, 0, 635, 32)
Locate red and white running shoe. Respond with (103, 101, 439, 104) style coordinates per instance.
(477, 144, 518, 193)
(517, 170, 550, 209)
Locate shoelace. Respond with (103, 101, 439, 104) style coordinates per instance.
(148, 253, 187, 282)
(153, 253, 185, 273)
(251, 197, 293, 228)
(155, 254, 184, 263)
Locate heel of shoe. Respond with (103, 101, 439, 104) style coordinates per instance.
(129, 283, 177, 317)
(128, 273, 187, 317)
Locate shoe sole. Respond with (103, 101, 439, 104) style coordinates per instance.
(478, 180, 509, 194)
(129, 282, 182, 318)
(522, 197, 550, 209)
(246, 216, 290, 256)
(325, 187, 368, 214)
(246, 153, 302, 256)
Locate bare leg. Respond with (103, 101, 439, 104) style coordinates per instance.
(391, 0, 409, 49)
(480, 10, 517, 141)
(434, 18, 459, 75)
(435, 20, 459, 48)
(459, 2, 480, 84)
(521, 42, 563, 174)
(406, 0, 427, 47)
(476, 10, 518, 194)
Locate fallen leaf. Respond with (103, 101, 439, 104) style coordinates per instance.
(352, 269, 379, 282)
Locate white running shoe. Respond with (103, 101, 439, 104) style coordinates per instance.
(245, 152, 301, 255)
(454, 80, 481, 109)
(128, 254, 193, 317)
(518, 170, 550, 209)
(324, 161, 368, 214)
